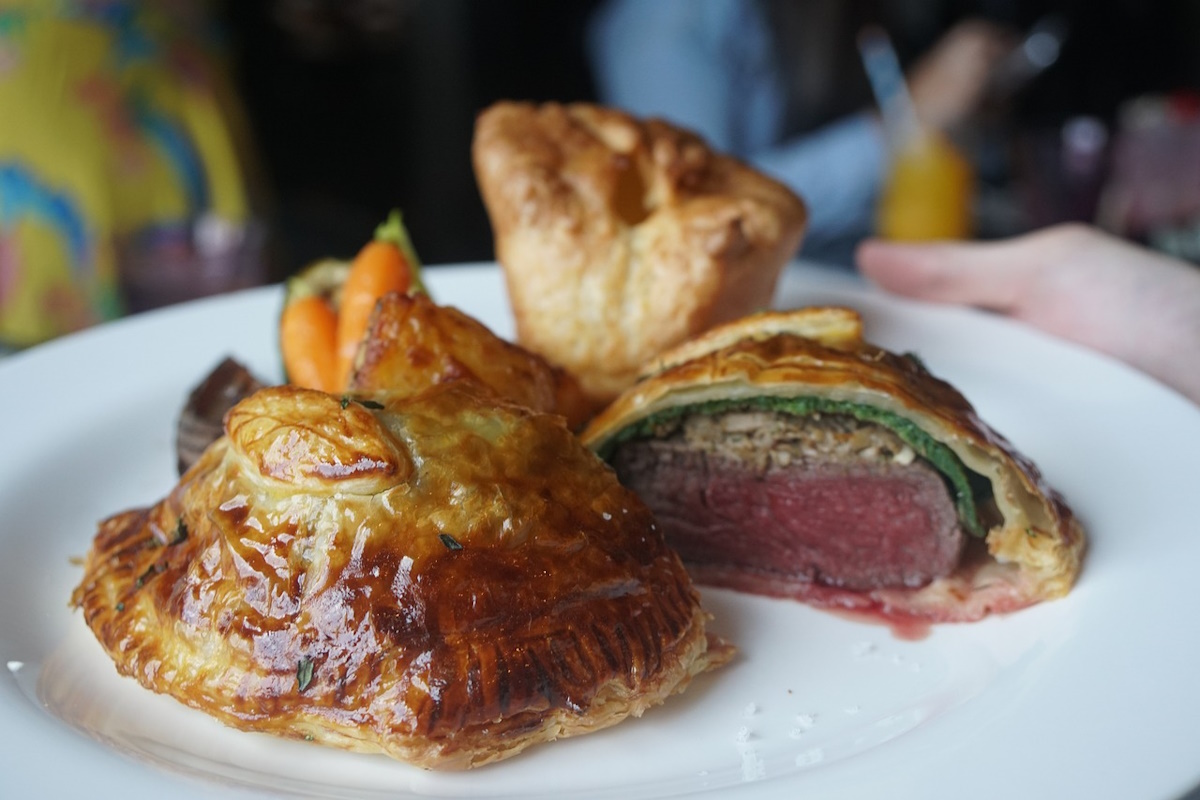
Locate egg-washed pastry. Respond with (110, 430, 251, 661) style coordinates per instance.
(348, 291, 593, 429)
(73, 383, 731, 769)
(581, 308, 1085, 623)
(175, 291, 593, 475)
(472, 101, 808, 406)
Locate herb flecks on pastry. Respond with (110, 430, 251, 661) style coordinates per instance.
(73, 383, 730, 769)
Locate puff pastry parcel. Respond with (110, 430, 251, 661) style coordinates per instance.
(175, 291, 594, 477)
(348, 291, 593, 429)
(582, 309, 1085, 623)
(73, 383, 730, 768)
(472, 101, 808, 405)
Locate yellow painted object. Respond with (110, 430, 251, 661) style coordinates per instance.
(0, 2, 250, 347)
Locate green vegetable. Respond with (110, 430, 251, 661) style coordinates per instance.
(282, 258, 351, 309)
(373, 209, 428, 296)
(297, 658, 315, 692)
(340, 396, 385, 410)
(596, 395, 990, 538)
(135, 563, 163, 588)
(171, 518, 188, 545)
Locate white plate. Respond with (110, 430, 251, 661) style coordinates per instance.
(2, 263, 1199, 800)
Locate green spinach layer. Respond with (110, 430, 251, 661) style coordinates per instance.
(596, 395, 988, 538)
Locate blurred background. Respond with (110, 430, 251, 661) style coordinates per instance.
(220, 0, 1200, 266)
(2, 0, 1199, 347)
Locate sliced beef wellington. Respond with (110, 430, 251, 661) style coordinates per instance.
(582, 308, 1085, 623)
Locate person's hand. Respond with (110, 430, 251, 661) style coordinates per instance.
(907, 19, 1015, 132)
(855, 224, 1200, 405)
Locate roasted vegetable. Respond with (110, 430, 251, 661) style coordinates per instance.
(280, 211, 426, 392)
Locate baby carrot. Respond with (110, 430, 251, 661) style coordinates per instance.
(281, 294, 340, 392)
(335, 240, 411, 388)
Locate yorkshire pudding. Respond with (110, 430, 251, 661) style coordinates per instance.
(472, 101, 808, 406)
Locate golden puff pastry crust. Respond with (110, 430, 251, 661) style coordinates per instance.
(73, 383, 730, 769)
(472, 101, 808, 404)
(349, 291, 593, 429)
(582, 308, 1086, 623)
